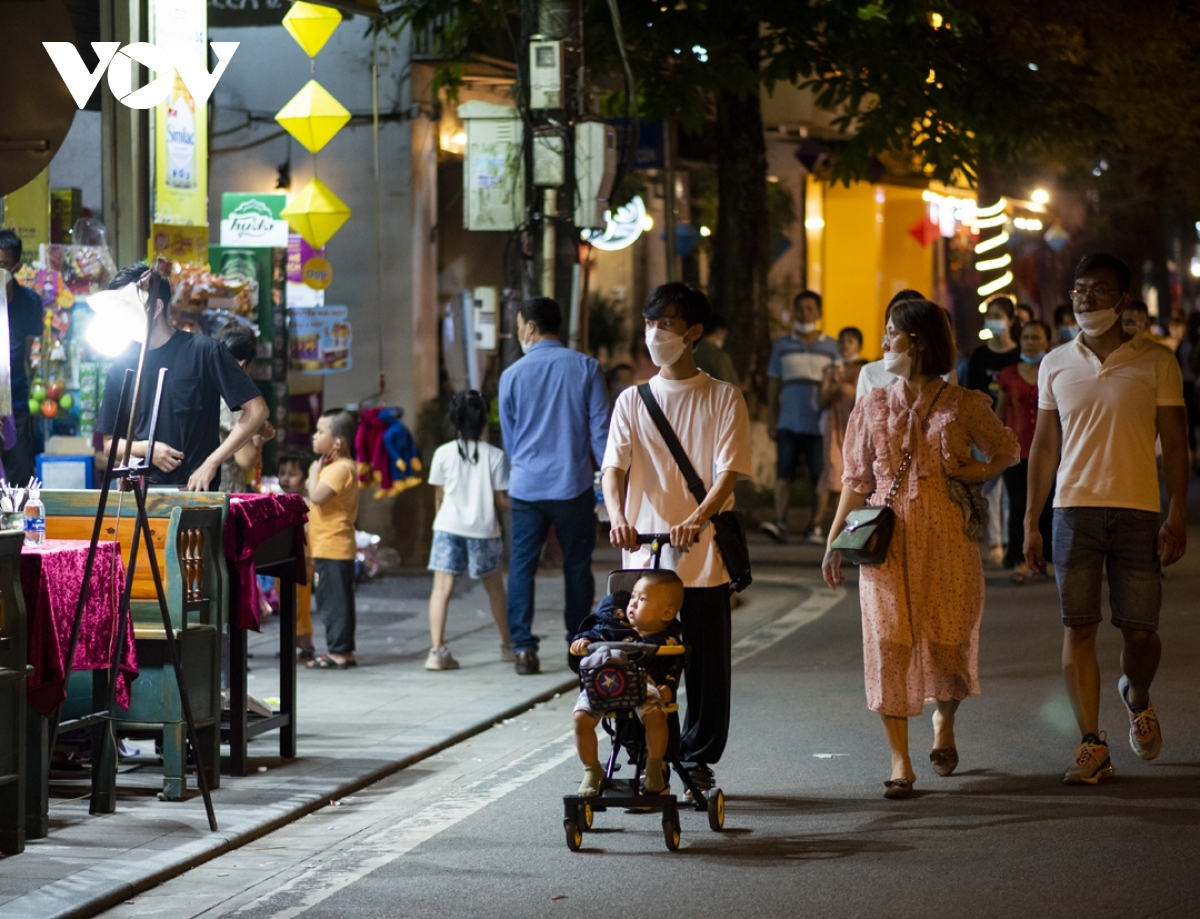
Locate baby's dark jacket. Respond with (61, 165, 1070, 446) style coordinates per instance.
(569, 591, 684, 693)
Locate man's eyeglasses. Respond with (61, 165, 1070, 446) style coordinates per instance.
(1070, 285, 1119, 303)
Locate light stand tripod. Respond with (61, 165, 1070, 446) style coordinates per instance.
(48, 262, 217, 830)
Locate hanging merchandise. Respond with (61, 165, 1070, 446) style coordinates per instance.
(355, 406, 422, 496)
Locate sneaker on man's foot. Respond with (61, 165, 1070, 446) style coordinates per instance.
(760, 520, 787, 544)
(1062, 733, 1115, 785)
(424, 647, 459, 671)
(1118, 674, 1163, 760)
(682, 763, 715, 800)
(806, 525, 826, 546)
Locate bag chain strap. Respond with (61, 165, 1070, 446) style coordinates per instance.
(881, 381, 948, 509)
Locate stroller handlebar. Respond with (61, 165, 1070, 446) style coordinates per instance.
(635, 532, 700, 545)
(571, 640, 685, 657)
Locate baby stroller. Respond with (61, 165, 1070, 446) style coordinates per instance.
(561, 534, 725, 852)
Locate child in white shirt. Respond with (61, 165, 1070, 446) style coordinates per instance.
(425, 390, 513, 670)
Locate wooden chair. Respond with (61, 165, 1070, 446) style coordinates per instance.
(40, 491, 225, 805)
(0, 531, 28, 854)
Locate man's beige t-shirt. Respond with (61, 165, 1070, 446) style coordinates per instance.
(1038, 334, 1184, 512)
(602, 372, 752, 588)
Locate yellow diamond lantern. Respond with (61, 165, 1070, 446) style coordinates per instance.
(281, 178, 352, 249)
(276, 81, 351, 154)
(282, 1, 342, 58)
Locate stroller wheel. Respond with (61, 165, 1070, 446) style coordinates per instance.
(564, 818, 583, 852)
(706, 788, 725, 831)
(662, 816, 680, 851)
(578, 802, 594, 830)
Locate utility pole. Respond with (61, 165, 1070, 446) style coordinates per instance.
(518, 0, 583, 341)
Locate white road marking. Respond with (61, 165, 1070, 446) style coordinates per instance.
(233, 585, 844, 919)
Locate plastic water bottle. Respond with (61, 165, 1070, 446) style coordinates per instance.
(24, 489, 45, 547)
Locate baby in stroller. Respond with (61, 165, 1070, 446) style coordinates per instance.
(570, 569, 685, 797)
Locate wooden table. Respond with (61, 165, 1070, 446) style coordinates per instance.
(222, 494, 306, 775)
(20, 538, 133, 839)
(0, 531, 28, 854)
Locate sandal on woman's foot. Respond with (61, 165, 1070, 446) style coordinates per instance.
(930, 747, 959, 777)
(883, 778, 914, 800)
(306, 654, 349, 670)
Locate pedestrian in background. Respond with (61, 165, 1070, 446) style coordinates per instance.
(0, 229, 60, 485)
(306, 409, 361, 670)
(810, 327, 864, 544)
(763, 290, 841, 543)
(277, 449, 316, 661)
(603, 282, 752, 795)
(500, 297, 609, 675)
(1025, 253, 1189, 785)
(967, 295, 1020, 566)
(1053, 304, 1080, 346)
(694, 311, 740, 387)
(995, 319, 1055, 583)
(424, 390, 513, 671)
(823, 300, 1018, 800)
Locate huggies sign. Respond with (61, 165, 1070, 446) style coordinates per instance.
(42, 41, 239, 110)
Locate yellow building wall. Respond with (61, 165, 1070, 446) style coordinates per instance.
(807, 179, 934, 360)
(821, 181, 882, 353)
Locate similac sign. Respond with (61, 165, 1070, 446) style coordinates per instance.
(42, 41, 239, 110)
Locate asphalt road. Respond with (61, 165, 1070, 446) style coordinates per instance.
(99, 559, 1200, 919)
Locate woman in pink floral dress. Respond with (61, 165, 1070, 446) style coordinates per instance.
(822, 301, 1019, 800)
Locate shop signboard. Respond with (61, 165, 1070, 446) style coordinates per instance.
(149, 223, 209, 264)
(289, 306, 351, 374)
(221, 193, 290, 248)
(152, 0, 209, 226)
(286, 233, 325, 306)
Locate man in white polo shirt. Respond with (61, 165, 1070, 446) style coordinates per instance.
(603, 282, 752, 793)
(1025, 253, 1188, 786)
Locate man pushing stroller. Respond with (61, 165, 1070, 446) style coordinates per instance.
(571, 570, 686, 797)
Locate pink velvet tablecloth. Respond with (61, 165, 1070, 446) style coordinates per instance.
(224, 493, 309, 631)
(22, 539, 138, 717)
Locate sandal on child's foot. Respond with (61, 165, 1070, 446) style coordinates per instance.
(577, 764, 605, 797)
(642, 757, 668, 795)
(307, 654, 349, 670)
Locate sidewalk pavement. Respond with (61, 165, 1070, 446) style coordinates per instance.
(0, 544, 813, 919)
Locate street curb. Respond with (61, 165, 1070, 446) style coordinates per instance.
(6, 677, 578, 919)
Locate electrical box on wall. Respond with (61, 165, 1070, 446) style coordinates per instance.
(473, 286, 498, 350)
(529, 40, 563, 109)
(533, 135, 565, 186)
(460, 101, 525, 232)
(574, 121, 618, 229)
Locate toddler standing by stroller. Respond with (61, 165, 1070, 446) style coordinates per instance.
(571, 570, 685, 796)
(425, 390, 513, 670)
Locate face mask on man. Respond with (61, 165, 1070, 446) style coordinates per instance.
(1074, 308, 1119, 337)
(984, 319, 1009, 337)
(645, 327, 688, 367)
(793, 321, 820, 336)
(882, 350, 912, 380)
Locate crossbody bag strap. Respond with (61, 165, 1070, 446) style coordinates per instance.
(636, 383, 708, 506)
(882, 380, 948, 508)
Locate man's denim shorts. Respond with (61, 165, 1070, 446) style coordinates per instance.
(428, 530, 504, 579)
(1052, 507, 1162, 631)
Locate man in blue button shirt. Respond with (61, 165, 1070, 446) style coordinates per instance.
(500, 297, 609, 675)
(0, 230, 49, 486)
(764, 290, 841, 543)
